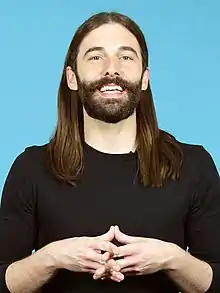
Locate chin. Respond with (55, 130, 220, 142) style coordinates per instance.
(85, 108, 135, 124)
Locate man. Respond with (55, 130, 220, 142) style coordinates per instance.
(0, 11, 220, 293)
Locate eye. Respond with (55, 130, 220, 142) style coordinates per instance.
(88, 56, 102, 61)
(120, 55, 133, 61)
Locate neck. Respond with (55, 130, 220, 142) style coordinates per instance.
(83, 110, 137, 154)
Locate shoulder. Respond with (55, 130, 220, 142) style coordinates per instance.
(23, 144, 47, 162)
(162, 130, 218, 178)
(8, 144, 48, 179)
(179, 141, 213, 161)
(13, 144, 47, 164)
(1, 145, 48, 204)
(178, 140, 217, 168)
(177, 139, 219, 184)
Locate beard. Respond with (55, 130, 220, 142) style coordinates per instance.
(76, 75, 142, 123)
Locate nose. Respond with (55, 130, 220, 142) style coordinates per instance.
(104, 57, 120, 77)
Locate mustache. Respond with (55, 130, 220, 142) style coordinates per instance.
(82, 76, 141, 93)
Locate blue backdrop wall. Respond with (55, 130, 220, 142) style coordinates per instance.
(0, 1, 219, 194)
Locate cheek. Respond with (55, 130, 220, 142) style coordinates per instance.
(121, 66, 143, 82)
(78, 64, 104, 82)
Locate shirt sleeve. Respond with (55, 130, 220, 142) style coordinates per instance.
(185, 146, 220, 293)
(0, 149, 37, 292)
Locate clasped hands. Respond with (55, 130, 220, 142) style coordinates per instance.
(91, 225, 180, 282)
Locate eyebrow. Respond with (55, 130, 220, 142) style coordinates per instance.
(118, 46, 139, 58)
(83, 45, 139, 59)
(83, 46, 105, 58)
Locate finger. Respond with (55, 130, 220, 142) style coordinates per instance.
(117, 244, 137, 258)
(93, 259, 120, 280)
(121, 267, 137, 274)
(94, 268, 124, 282)
(84, 249, 115, 265)
(114, 226, 138, 244)
(84, 248, 104, 264)
(84, 260, 104, 273)
(110, 270, 124, 282)
(97, 226, 115, 241)
(93, 266, 106, 280)
(90, 240, 119, 256)
(106, 259, 120, 272)
(116, 256, 137, 270)
(102, 251, 112, 262)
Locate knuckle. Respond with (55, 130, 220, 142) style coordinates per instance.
(134, 266, 141, 273)
(81, 266, 88, 272)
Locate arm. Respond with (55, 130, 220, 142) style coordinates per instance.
(5, 244, 56, 293)
(0, 150, 118, 292)
(165, 148, 220, 293)
(164, 244, 213, 293)
(0, 150, 39, 292)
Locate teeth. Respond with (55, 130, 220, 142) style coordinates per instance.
(100, 85, 123, 92)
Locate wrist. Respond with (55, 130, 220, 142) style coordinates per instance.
(162, 243, 188, 271)
(35, 242, 59, 272)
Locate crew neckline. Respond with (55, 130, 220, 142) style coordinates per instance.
(84, 141, 137, 158)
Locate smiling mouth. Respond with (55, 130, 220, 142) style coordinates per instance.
(97, 84, 126, 96)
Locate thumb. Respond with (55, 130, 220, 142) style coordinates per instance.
(114, 225, 137, 244)
(97, 226, 115, 241)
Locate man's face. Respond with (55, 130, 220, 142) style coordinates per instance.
(67, 23, 149, 123)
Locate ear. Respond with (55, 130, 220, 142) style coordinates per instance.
(66, 66, 78, 91)
(141, 68, 149, 91)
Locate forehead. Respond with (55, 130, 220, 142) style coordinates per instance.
(78, 23, 142, 56)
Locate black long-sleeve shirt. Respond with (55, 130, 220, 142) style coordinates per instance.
(0, 141, 220, 293)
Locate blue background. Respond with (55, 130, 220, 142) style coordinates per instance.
(0, 1, 219, 195)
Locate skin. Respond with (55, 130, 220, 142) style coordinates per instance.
(94, 226, 183, 279)
(94, 226, 182, 280)
(68, 23, 148, 90)
(66, 23, 149, 155)
(6, 227, 122, 293)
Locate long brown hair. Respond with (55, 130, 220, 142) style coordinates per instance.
(47, 12, 183, 187)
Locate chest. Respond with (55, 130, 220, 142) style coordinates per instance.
(36, 161, 192, 249)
